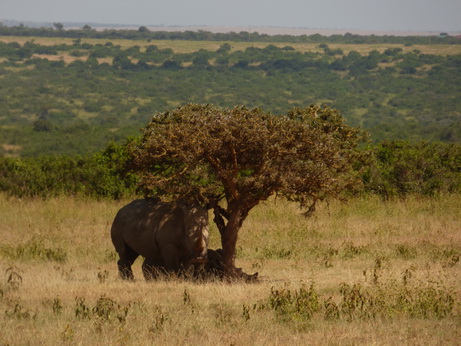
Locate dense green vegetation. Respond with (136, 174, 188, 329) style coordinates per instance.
(0, 28, 460, 201)
(0, 142, 136, 199)
(1, 137, 460, 200)
(1, 30, 461, 157)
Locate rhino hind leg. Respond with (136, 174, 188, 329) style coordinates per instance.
(116, 244, 139, 280)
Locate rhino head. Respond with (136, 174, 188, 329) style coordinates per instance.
(180, 201, 209, 266)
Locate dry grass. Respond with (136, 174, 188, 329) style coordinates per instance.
(0, 193, 460, 345)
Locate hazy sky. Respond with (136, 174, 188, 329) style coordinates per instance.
(2, 0, 461, 32)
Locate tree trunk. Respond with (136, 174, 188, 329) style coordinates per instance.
(221, 212, 241, 275)
(213, 202, 252, 278)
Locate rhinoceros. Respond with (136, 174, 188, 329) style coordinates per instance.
(110, 198, 209, 280)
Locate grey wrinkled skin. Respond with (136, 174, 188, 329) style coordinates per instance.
(110, 198, 209, 280)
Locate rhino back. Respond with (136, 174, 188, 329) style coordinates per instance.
(111, 199, 180, 259)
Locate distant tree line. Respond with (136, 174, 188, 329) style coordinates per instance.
(0, 24, 460, 45)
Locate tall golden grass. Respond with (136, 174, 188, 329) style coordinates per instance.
(0, 193, 460, 345)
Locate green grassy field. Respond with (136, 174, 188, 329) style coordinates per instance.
(0, 194, 460, 344)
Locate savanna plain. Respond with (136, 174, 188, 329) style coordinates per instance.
(1, 193, 460, 345)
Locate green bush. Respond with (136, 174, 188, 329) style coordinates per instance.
(0, 142, 138, 199)
(363, 140, 461, 197)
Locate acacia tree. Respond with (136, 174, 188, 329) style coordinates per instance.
(130, 104, 367, 277)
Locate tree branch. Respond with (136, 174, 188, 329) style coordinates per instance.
(212, 206, 228, 238)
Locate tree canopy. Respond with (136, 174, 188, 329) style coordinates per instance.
(130, 104, 367, 276)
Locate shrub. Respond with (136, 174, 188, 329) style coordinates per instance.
(258, 284, 321, 322)
(0, 142, 138, 199)
(363, 140, 461, 197)
(259, 278, 458, 324)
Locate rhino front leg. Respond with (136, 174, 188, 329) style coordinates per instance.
(161, 244, 182, 273)
(142, 258, 164, 280)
